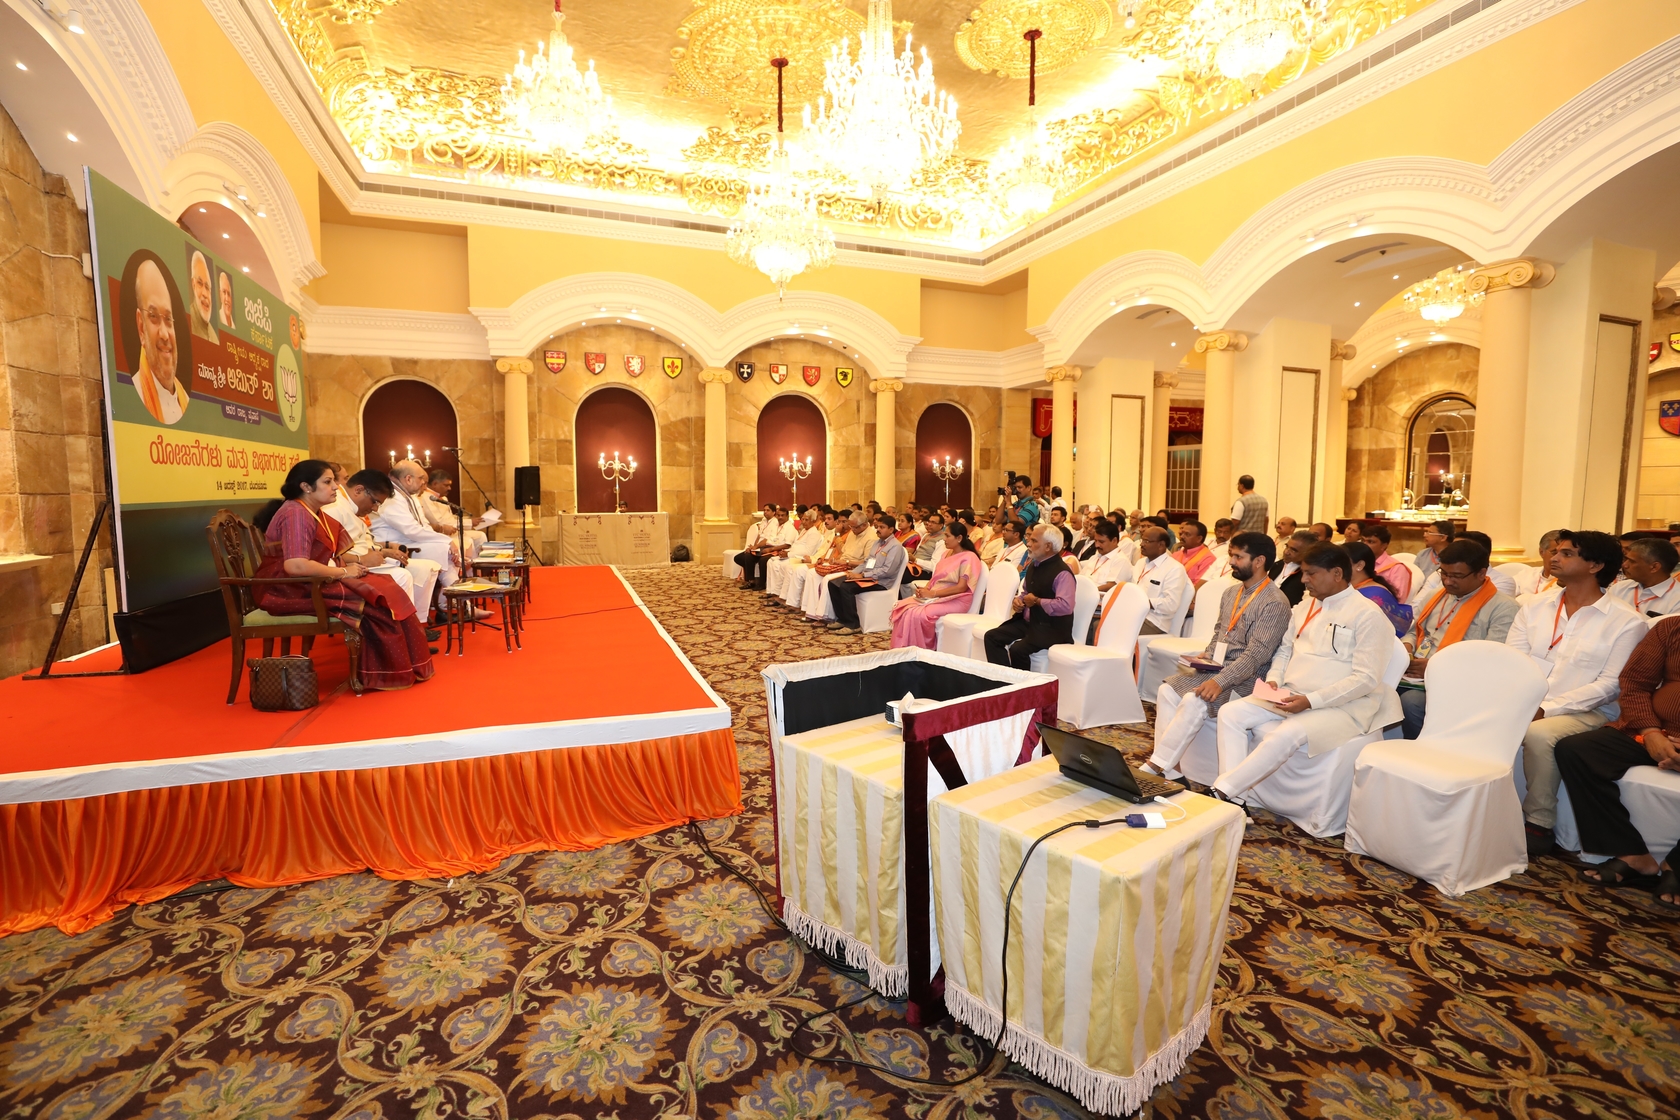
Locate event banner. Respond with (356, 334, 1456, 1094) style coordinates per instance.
(88, 169, 309, 614)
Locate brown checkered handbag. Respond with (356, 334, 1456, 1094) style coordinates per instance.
(247, 655, 319, 710)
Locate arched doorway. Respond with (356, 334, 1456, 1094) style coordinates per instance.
(757, 394, 827, 509)
(575, 387, 659, 511)
(361, 379, 459, 492)
(914, 403, 974, 508)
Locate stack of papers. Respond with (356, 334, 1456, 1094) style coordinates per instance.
(450, 580, 501, 593)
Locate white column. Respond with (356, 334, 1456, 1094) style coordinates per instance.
(870, 378, 903, 508)
(1324, 342, 1356, 522)
(699, 367, 731, 523)
(1149, 371, 1178, 514)
(1046, 365, 1081, 499)
(495, 356, 532, 525)
(1467, 259, 1554, 559)
(1194, 331, 1247, 521)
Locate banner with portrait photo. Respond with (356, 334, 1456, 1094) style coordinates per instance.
(88, 169, 308, 659)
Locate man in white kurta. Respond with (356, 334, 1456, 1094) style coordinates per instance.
(324, 469, 441, 617)
(370, 461, 461, 590)
(766, 509, 825, 600)
(781, 515, 843, 608)
(1213, 544, 1401, 801)
(802, 514, 871, 620)
(1136, 527, 1191, 634)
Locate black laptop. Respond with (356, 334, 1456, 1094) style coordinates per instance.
(1037, 723, 1185, 804)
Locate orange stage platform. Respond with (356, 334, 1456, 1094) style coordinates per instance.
(0, 566, 740, 935)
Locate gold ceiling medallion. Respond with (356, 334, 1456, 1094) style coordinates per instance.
(954, 0, 1112, 78)
(682, 109, 774, 170)
(323, 0, 405, 24)
(670, 0, 864, 110)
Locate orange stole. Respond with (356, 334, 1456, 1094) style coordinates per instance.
(1413, 577, 1499, 652)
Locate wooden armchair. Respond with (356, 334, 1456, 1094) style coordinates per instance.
(207, 510, 362, 704)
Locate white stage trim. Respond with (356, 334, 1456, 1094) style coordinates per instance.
(0, 568, 730, 806)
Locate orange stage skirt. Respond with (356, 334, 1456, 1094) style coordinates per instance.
(0, 567, 741, 935)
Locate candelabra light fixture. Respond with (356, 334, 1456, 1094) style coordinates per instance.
(779, 451, 814, 508)
(931, 454, 964, 503)
(502, 0, 616, 154)
(389, 445, 431, 469)
(727, 57, 835, 297)
(599, 449, 638, 509)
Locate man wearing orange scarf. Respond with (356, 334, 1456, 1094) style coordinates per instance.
(1398, 539, 1520, 738)
(1172, 519, 1223, 586)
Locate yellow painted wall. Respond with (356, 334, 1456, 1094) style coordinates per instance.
(135, 0, 322, 258)
(918, 287, 1034, 350)
(309, 224, 471, 313)
(1025, 0, 1680, 324)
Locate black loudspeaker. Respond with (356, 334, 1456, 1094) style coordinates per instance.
(514, 465, 542, 510)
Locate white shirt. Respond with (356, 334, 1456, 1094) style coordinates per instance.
(771, 519, 801, 547)
(1268, 586, 1394, 714)
(370, 489, 454, 548)
(1116, 536, 1141, 566)
(1272, 561, 1299, 589)
(1138, 552, 1190, 632)
(1001, 541, 1028, 567)
(1610, 576, 1680, 619)
(1505, 587, 1646, 719)
(150, 370, 184, 423)
(324, 489, 375, 552)
(787, 525, 826, 561)
(1085, 547, 1135, 589)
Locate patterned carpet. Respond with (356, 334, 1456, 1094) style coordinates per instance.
(2, 564, 1677, 1120)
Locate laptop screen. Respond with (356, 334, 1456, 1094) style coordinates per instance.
(1036, 723, 1141, 796)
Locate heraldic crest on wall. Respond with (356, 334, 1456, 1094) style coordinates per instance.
(802, 365, 821, 386)
(626, 355, 646, 377)
(585, 352, 607, 375)
(1660, 400, 1680, 437)
(768, 363, 789, 384)
(736, 361, 755, 382)
(544, 350, 566, 373)
(835, 367, 854, 388)
(664, 356, 683, 378)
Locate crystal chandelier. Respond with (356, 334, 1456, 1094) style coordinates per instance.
(802, 0, 960, 198)
(728, 58, 835, 298)
(502, 0, 615, 152)
(1183, 0, 1329, 88)
(1403, 265, 1483, 324)
(994, 29, 1064, 219)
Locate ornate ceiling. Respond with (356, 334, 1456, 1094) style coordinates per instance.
(270, 0, 1438, 249)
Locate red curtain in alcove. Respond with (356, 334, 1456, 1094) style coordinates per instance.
(914, 402, 974, 508)
(361, 380, 460, 494)
(756, 394, 828, 508)
(575, 387, 659, 511)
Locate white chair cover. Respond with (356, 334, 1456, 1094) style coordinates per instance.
(1028, 574, 1101, 673)
(1496, 562, 1540, 596)
(856, 587, 897, 633)
(1049, 583, 1151, 727)
(1555, 764, 1680, 862)
(1391, 551, 1417, 564)
(936, 562, 1017, 659)
(1344, 641, 1549, 896)
(1242, 638, 1411, 838)
(1132, 575, 1197, 699)
(1139, 574, 1237, 701)
(722, 549, 745, 580)
(1401, 560, 1424, 600)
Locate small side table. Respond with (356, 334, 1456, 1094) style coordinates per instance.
(440, 579, 524, 655)
(471, 558, 532, 605)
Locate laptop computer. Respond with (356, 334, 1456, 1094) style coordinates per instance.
(1037, 723, 1185, 804)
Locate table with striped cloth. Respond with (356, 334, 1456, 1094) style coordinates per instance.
(775, 710, 1031, 996)
(929, 758, 1245, 1116)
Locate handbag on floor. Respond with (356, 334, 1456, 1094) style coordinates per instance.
(247, 655, 319, 710)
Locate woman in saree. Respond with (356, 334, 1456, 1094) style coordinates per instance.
(895, 511, 921, 555)
(1346, 541, 1413, 638)
(889, 520, 984, 649)
(254, 460, 435, 690)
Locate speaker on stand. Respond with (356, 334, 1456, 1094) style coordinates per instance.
(513, 465, 542, 564)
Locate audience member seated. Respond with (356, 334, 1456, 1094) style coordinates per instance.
(739, 504, 799, 590)
(254, 461, 434, 690)
(1137, 525, 1191, 634)
(1415, 519, 1454, 579)
(1082, 518, 1134, 593)
(1610, 535, 1680, 619)
(765, 508, 826, 600)
(984, 525, 1076, 669)
(1555, 617, 1680, 908)
(1532, 529, 1564, 596)
(801, 513, 872, 620)
(780, 512, 846, 610)
(1268, 529, 1318, 606)
(1211, 543, 1400, 806)
(1408, 529, 1519, 605)
(829, 515, 908, 630)
(1361, 522, 1412, 602)
(1396, 538, 1520, 739)
(371, 460, 464, 603)
(1346, 541, 1413, 637)
(1506, 529, 1646, 856)
(1309, 522, 1334, 543)
(325, 469, 443, 626)
(890, 521, 983, 648)
(1146, 533, 1292, 780)
(1208, 518, 1236, 567)
(422, 469, 488, 558)
(901, 512, 948, 595)
(1173, 520, 1225, 589)
(1274, 516, 1297, 549)
(1341, 520, 1365, 547)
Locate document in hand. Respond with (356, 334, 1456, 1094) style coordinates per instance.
(477, 509, 504, 527)
(1249, 678, 1302, 713)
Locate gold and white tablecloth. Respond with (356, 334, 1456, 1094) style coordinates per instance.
(930, 758, 1245, 1116)
(775, 711, 1032, 996)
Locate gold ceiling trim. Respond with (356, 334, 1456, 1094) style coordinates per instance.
(669, 0, 865, 111)
(322, 0, 406, 24)
(954, 0, 1113, 78)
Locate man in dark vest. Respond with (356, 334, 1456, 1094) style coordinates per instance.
(985, 524, 1077, 669)
(1232, 475, 1270, 535)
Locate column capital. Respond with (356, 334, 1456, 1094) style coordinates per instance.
(1340, 387, 1359, 403)
(1467, 258, 1555, 295)
(1655, 286, 1678, 312)
(495, 356, 534, 375)
(1153, 370, 1180, 389)
(869, 377, 905, 394)
(1330, 340, 1357, 361)
(1044, 365, 1082, 383)
(698, 366, 733, 385)
(1194, 331, 1248, 354)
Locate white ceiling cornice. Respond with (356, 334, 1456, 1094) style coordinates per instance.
(905, 344, 1046, 388)
(301, 300, 491, 360)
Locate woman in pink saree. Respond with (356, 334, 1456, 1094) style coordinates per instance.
(889, 520, 983, 649)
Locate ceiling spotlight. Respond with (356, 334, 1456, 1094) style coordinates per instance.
(64, 8, 85, 34)
(241, 266, 250, 273)
(221, 232, 230, 239)
(1123, 5, 1136, 29)
(15, 62, 26, 71)
(1170, 341, 1177, 347)
(198, 206, 207, 213)
(1392, 274, 1399, 280)
(1354, 301, 1361, 307)
(65, 132, 78, 142)
(256, 210, 266, 218)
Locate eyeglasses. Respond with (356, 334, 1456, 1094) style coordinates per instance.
(142, 307, 174, 330)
